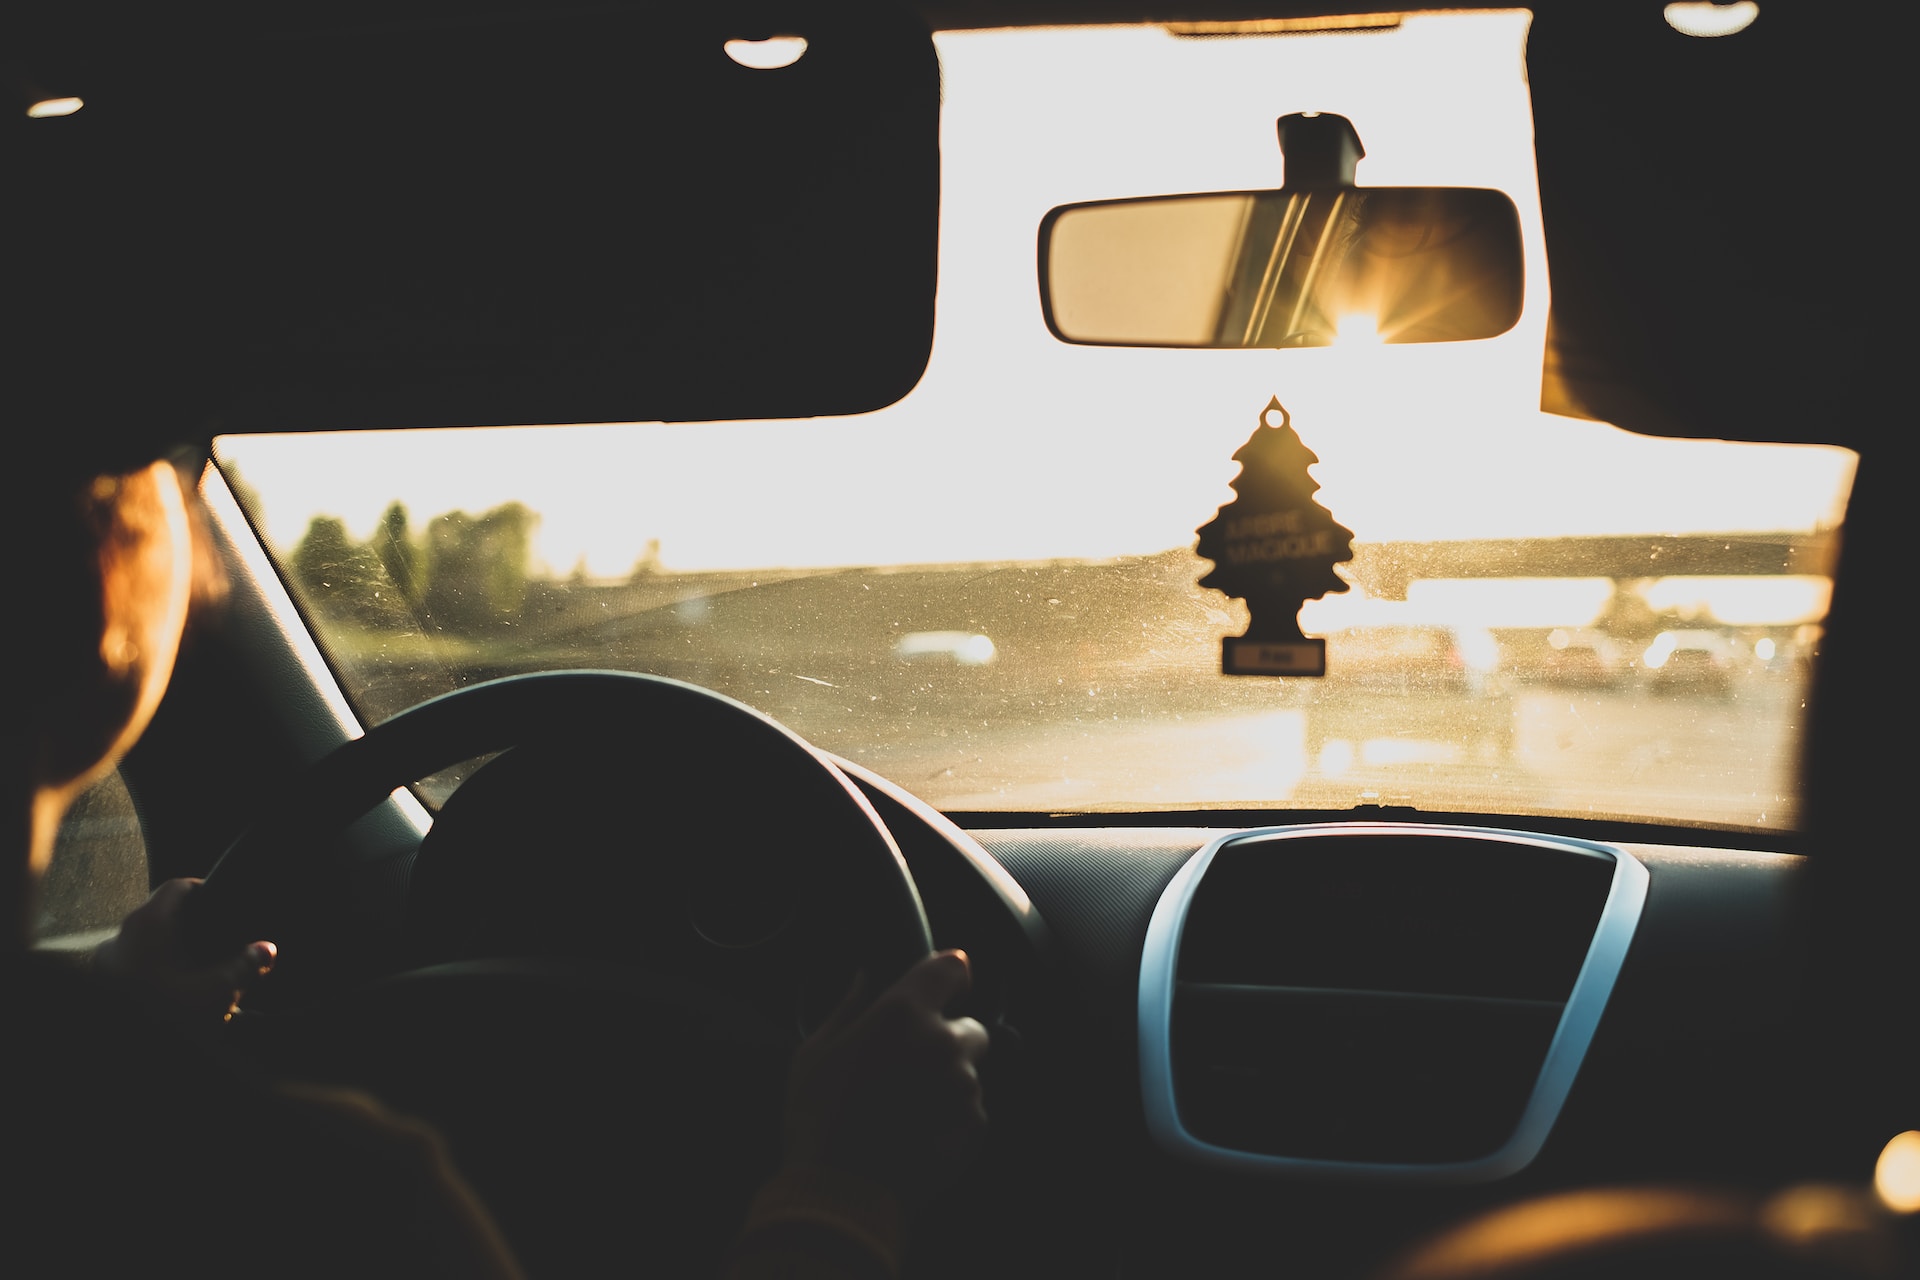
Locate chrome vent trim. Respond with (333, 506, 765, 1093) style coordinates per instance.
(1138, 823, 1649, 1183)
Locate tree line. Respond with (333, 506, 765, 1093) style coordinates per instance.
(288, 501, 537, 633)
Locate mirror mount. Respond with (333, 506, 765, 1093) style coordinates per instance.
(1276, 112, 1365, 188)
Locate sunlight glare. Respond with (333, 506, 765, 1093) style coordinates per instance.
(1640, 576, 1832, 626)
(1318, 739, 1355, 778)
(1642, 633, 1676, 670)
(1334, 313, 1384, 345)
(1363, 738, 1460, 766)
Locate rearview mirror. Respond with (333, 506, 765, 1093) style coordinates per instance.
(1039, 187, 1524, 348)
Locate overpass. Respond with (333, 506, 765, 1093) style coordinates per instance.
(1342, 530, 1839, 600)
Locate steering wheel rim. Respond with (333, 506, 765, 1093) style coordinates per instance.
(179, 669, 934, 980)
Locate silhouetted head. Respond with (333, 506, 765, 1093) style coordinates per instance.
(3, 432, 218, 944)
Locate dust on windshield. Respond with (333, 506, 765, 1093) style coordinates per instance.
(218, 15, 1854, 830)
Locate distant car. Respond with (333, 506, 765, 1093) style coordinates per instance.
(1306, 624, 1513, 777)
(1540, 627, 1624, 688)
(894, 630, 997, 666)
(1643, 629, 1736, 695)
(1324, 624, 1501, 698)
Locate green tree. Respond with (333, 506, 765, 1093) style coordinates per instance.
(371, 501, 428, 607)
(423, 502, 538, 630)
(289, 515, 359, 601)
(289, 513, 412, 627)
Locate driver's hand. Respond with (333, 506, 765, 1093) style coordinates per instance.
(782, 949, 990, 1209)
(92, 878, 276, 1027)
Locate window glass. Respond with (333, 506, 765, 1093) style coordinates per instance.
(37, 769, 149, 942)
(219, 15, 1853, 831)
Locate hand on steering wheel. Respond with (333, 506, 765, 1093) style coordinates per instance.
(94, 878, 277, 1027)
(785, 949, 990, 1208)
(169, 671, 963, 1279)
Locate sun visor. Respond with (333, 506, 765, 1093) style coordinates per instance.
(4, 0, 938, 448)
(1528, 6, 1897, 449)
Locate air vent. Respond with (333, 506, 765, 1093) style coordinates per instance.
(1139, 824, 1647, 1182)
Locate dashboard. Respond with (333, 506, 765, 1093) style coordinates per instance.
(854, 772, 1815, 1277)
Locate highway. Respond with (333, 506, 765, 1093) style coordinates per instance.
(837, 675, 1808, 831)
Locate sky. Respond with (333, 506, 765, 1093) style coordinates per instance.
(219, 15, 1856, 581)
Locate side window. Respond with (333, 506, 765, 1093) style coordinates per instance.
(35, 769, 150, 941)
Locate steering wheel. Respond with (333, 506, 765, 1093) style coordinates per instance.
(177, 670, 936, 1275)
(181, 668, 932, 975)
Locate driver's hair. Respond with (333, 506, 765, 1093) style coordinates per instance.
(3, 451, 223, 943)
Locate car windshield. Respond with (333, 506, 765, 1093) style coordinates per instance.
(218, 13, 1853, 831)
